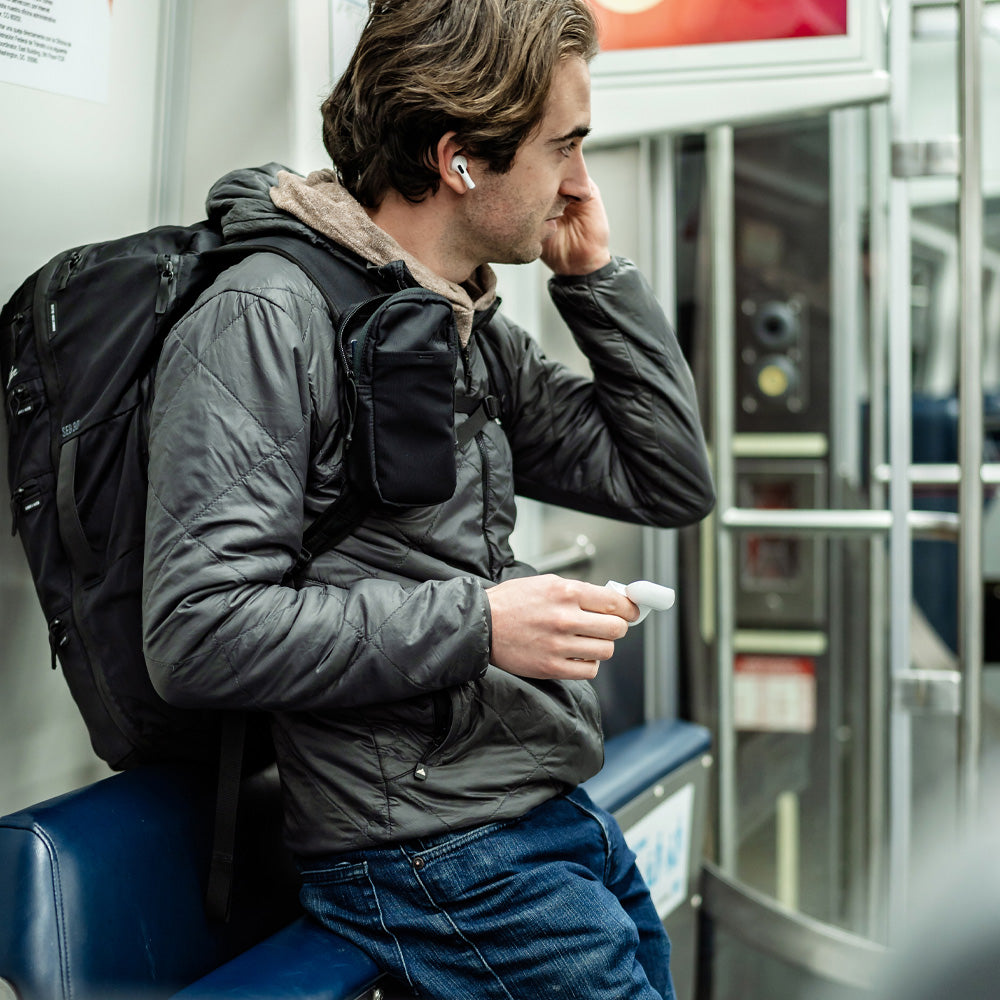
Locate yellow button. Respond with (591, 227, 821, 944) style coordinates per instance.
(757, 364, 790, 397)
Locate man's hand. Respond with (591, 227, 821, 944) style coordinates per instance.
(541, 179, 613, 277)
(485, 574, 638, 680)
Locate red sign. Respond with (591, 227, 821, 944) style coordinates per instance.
(589, 0, 848, 52)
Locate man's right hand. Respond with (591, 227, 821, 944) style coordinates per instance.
(485, 575, 638, 680)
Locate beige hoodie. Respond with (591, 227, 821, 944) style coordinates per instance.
(270, 169, 497, 346)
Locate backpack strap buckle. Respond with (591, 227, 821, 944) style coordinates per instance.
(455, 394, 500, 448)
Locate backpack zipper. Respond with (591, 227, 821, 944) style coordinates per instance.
(55, 252, 82, 291)
(47, 616, 69, 670)
(6, 382, 39, 422)
(5, 311, 24, 376)
(155, 254, 178, 315)
(10, 481, 42, 536)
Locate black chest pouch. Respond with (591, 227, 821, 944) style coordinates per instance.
(340, 288, 459, 508)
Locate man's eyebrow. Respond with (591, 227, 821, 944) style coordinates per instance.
(547, 125, 591, 145)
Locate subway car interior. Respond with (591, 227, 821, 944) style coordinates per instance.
(1, 1, 998, 998)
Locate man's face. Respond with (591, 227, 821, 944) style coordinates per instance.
(456, 56, 593, 267)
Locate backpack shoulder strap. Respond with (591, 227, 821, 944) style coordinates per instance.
(221, 234, 373, 323)
(216, 236, 381, 571)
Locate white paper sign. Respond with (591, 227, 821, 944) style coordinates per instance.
(624, 782, 695, 919)
(734, 654, 817, 733)
(0, 0, 110, 103)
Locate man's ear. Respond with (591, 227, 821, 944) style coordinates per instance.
(436, 132, 473, 195)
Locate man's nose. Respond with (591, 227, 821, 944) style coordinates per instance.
(560, 150, 591, 202)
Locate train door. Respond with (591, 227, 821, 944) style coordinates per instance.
(675, 2, 1000, 997)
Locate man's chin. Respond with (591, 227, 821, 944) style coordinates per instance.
(494, 244, 544, 267)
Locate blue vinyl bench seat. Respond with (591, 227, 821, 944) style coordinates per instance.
(0, 718, 710, 1000)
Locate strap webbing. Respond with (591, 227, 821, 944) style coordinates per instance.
(288, 488, 373, 581)
(455, 395, 500, 448)
(205, 713, 248, 923)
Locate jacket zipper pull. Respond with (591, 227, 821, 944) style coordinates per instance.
(414, 691, 452, 781)
(460, 345, 474, 393)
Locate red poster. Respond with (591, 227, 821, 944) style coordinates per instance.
(589, 0, 848, 52)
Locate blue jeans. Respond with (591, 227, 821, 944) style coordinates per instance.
(297, 787, 675, 999)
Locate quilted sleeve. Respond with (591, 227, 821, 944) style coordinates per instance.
(486, 257, 714, 528)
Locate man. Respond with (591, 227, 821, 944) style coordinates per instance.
(142, 0, 714, 997)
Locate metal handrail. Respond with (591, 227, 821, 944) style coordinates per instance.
(872, 462, 1000, 485)
(720, 506, 960, 539)
(700, 862, 887, 990)
(531, 535, 596, 575)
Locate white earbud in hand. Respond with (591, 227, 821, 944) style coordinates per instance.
(606, 580, 676, 626)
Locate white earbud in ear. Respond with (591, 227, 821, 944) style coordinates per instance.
(452, 155, 475, 190)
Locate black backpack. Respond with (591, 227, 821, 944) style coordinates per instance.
(1, 220, 506, 915)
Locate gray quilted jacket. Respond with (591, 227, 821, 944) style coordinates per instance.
(142, 166, 714, 857)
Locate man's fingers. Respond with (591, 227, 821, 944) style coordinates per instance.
(486, 575, 632, 680)
(575, 582, 639, 623)
(570, 609, 629, 641)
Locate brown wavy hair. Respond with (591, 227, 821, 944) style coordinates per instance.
(322, 0, 599, 207)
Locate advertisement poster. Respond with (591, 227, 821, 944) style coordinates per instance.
(0, 0, 111, 103)
(625, 783, 695, 919)
(589, 0, 848, 53)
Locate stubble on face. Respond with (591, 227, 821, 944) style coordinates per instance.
(453, 57, 591, 270)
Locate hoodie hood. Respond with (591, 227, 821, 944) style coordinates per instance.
(206, 163, 303, 241)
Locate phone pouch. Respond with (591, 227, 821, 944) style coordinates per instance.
(339, 288, 459, 508)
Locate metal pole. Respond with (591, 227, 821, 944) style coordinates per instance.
(645, 135, 681, 724)
(867, 97, 891, 942)
(957, 0, 985, 825)
(886, 0, 914, 942)
(708, 126, 738, 874)
(829, 108, 863, 922)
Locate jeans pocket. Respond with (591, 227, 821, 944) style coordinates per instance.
(298, 857, 388, 944)
(412, 817, 514, 869)
(298, 858, 369, 886)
